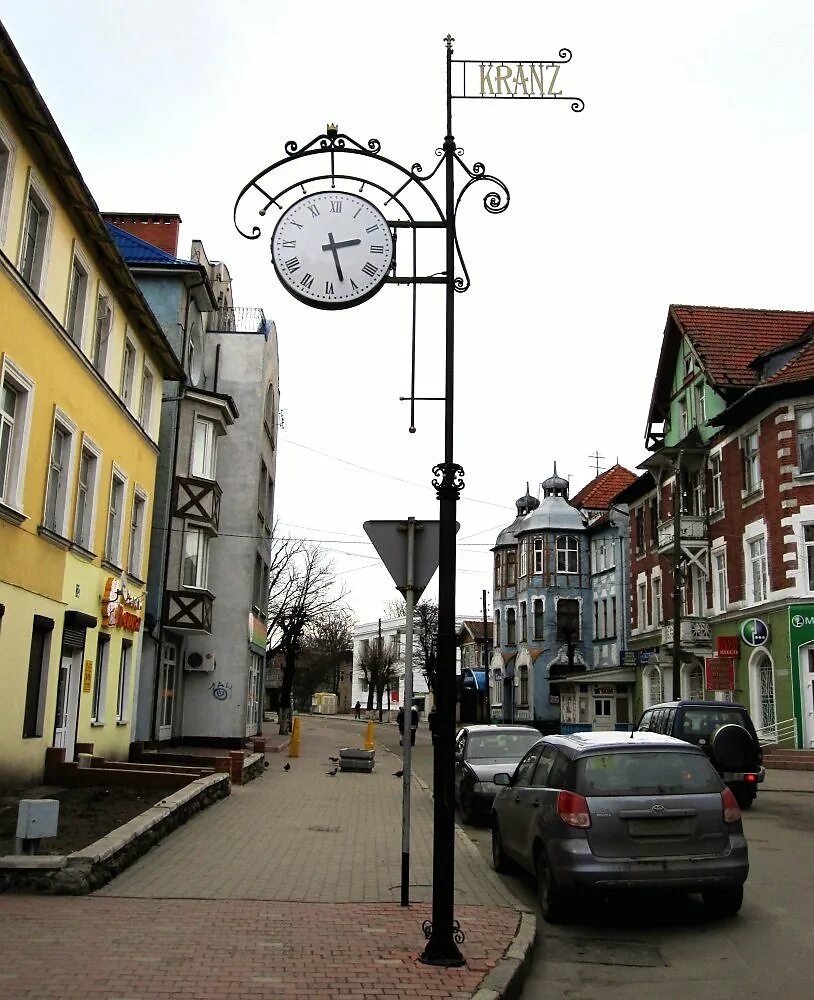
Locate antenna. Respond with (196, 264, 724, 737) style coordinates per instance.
(589, 450, 606, 477)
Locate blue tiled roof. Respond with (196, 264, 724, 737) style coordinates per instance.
(106, 223, 196, 267)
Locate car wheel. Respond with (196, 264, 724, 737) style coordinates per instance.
(491, 821, 510, 874)
(731, 783, 756, 810)
(536, 850, 569, 924)
(702, 885, 744, 918)
(459, 789, 475, 825)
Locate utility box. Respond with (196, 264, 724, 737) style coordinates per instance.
(17, 799, 59, 840)
(339, 747, 374, 773)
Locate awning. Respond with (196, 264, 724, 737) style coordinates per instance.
(64, 610, 98, 630)
(461, 668, 487, 691)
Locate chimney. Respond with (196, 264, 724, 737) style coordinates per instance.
(102, 213, 181, 256)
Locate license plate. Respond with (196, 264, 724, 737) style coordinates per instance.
(628, 818, 691, 837)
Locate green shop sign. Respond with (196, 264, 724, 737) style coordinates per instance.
(787, 606, 814, 746)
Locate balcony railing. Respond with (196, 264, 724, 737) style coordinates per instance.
(661, 617, 711, 647)
(172, 475, 222, 532)
(164, 589, 214, 633)
(207, 306, 268, 335)
(657, 514, 707, 552)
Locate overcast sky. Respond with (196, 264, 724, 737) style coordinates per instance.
(5, 1, 814, 625)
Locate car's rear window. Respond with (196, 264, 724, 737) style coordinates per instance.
(676, 708, 749, 741)
(576, 751, 723, 797)
(467, 731, 540, 758)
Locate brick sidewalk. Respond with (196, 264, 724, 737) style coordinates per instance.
(0, 715, 531, 999)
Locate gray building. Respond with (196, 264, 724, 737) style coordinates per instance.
(106, 214, 279, 746)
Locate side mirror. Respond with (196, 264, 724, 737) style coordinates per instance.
(493, 772, 511, 786)
(455, 751, 464, 763)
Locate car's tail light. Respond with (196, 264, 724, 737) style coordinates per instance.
(722, 786, 741, 823)
(745, 773, 757, 783)
(557, 790, 591, 828)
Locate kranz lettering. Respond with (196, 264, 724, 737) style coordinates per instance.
(478, 62, 562, 98)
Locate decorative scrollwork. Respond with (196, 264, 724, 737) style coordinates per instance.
(452, 920, 465, 945)
(558, 47, 573, 62)
(571, 97, 585, 113)
(422, 919, 432, 941)
(432, 462, 465, 496)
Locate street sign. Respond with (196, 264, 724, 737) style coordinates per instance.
(363, 520, 457, 597)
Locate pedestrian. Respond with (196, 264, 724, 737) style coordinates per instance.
(410, 704, 419, 746)
(396, 705, 405, 745)
(354, 700, 361, 720)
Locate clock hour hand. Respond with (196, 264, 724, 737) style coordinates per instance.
(321, 232, 362, 282)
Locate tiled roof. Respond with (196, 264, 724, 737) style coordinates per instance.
(672, 304, 814, 387)
(764, 337, 814, 385)
(571, 464, 637, 510)
(106, 223, 195, 267)
(459, 619, 491, 641)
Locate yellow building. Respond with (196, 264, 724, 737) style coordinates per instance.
(0, 24, 183, 785)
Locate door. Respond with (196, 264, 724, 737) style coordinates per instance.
(592, 695, 615, 732)
(158, 643, 177, 742)
(500, 746, 544, 866)
(805, 650, 814, 748)
(454, 729, 468, 802)
(53, 653, 79, 759)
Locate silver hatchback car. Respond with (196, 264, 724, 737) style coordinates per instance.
(491, 731, 749, 923)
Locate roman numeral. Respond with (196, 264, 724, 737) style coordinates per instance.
(300, 273, 315, 289)
(285, 257, 300, 272)
(353, 207, 363, 219)
(350, 278, 359, 291)
(289, 220, 303, 230)
(308, 204, 320, 218)
(365, 225, 379, 233)
(325, 280, 334, 295)
(370, 245, 384, 254)
(282, 240, 296, 248)
(362, 262, 377, 277)
(330, 200, 342, 213)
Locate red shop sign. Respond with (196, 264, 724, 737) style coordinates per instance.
(705, 656, 735, 691)
(716, 635, 740, 658)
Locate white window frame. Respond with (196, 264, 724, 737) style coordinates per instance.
(713, 547, 728, 613)
(42, 408, 77, 537)
(519, 600, 527, 643)
(73, 435, 101, 552)
(120, 333, 137, 411)
(519, 537, 527, 577)
(694, 381, 706, 425)
(105, 466, 128, 568)
(710, 451, 723, 512)
(190, 415, 217, 480)
(683, 350, 694, 379)
(533, 597, 544, 640)
(128, 487, 148, 579)
(749, 535, 769, 603)
(638, 581, 647, 632)
(65, 245, 90, 347)
(678, 395, 689, 437)
(18, 171, 53, 295)
(0, 117, 17, 244)
(556, 535, 579, 574)
(91, 635, 109, 724)
(742, 428, 761, 495)
(182, 525, 210, 590)
(533, 537, 543, 574)
(139, 363, 155, 433)
(91, 285, 113, 378)
(652, 572, 662, 627)
(804, 524, 814, 591)
(797, 406, 814, 475)
(0, 357, 35, 515)
(116, 639, 132, 723)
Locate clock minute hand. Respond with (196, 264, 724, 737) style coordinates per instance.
(321, 233, 362, 283)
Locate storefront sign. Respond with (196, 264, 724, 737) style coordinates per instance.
(102, 576, 143, 632)
(593, 686, 616, 695)
(266, 665, 283, 687)
(740, 618, 769, 647)
(248, 613, 267, 650)
(705, 656, 735, 691)
(716, 635, 740, 657)
(82, 659, 93, 694)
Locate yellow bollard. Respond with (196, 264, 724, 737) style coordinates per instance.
(364, 719, 375, 751)
(288, 716, 301, 758)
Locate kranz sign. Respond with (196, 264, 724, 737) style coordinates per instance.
(451, 50, 584, 110)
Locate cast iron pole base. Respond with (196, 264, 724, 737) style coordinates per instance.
(419, 921, 465, 967)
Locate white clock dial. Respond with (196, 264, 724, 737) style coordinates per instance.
(270, 191, 394, 309)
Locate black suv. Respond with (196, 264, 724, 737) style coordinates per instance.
(635, 700, 765, 808)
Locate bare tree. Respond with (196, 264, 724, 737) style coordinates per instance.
(267, 536, 348, 734)
(382, 596, 440, 693)
(358, 636, 398, 721)
(311, 609, 355, 696)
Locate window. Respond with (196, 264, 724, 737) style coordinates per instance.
(116, 639, 132, 722)
(743, 429, 761, 494)
(610, 594, 617, 637)
(0, 360, 34, 512)
(0, 124, 15, 240)
(22, 616, 53, 737)
(683, 350, 694, 379)
(520, 601, 527, 643)
(247, 652, 262, 733)
(518, 664, 528, 706)
(65, 253, 89, 346)
(506, 549, 516, 586)
(594, 600, 599, 637)
(519, 538, 527, 577)
(105, 470, 127, 566)
(492, 668, 502, 707)
(266, 473, 275, 525)
(92, 290, 112, 376)
(678, 395, 688, 437)
(533, 537, 543, 574)
(806, 526, 814, 590)
(710, 453, 723, 511)
(187, 321, 203, 386)
(694, 381, 706, 424)
(19, 181, 51, 292)
(494, 555, 500, 591)
(494, 610, 500, 647)
(556, 535, 578, 574)
(182, 526, 210, 589)
(797, 407, 814, 474)
(691, 565, 706, 616)
(649, 498, 658, 544)
(257, 460, 267, 520)
(687, 663, 704, 701)
(645, 665, 663, 707)
(714, 550, 728, 610)
(506, 607, 516, 645)
(635, 509, 644, 553)
(120, 337, 137, 409)
(91, 634, 109, 723)
(556, 599, 580, 642)
(43, 416, 74, 535)
(533, 598, 544, 640)
(73, 439, 100, 551)
(638, 582, 647, 630)
(602, 598, 608, 636)
(750, 536, 769, 602)
(139, 365, 154, 430)
(263, 383, 276, 441)
(652, 577, 662, 626)
(191, 416, 217, 479)
(253, 552, 268, 612)
(128, 490, 147, 578)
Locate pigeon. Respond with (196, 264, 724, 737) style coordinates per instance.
(283, 762, 291, 771)
(329, 756, 340, 763)
(264, 760, 270, 768)
(393, 770, 404, 778)
(326, 767, 338, 776)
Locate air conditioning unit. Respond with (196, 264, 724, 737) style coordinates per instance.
(185, 651, 216, 672)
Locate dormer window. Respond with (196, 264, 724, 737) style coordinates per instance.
(683, 351, 694, 379)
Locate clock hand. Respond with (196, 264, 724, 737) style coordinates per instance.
(321, 233, 362, 283)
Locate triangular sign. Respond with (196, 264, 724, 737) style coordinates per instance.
(364, 520, 457, 597)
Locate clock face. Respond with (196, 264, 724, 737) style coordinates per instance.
(270, 191, 394, 309)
